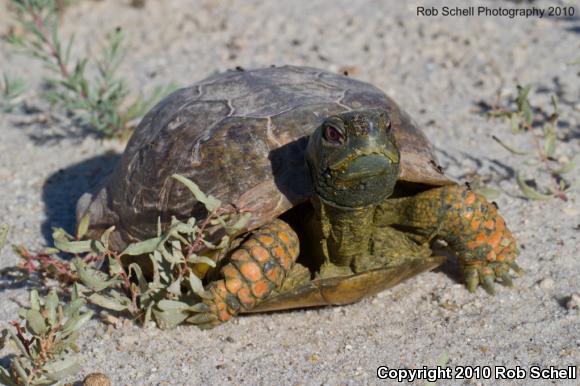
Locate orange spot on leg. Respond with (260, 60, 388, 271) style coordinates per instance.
(464, 191, 477, 205)
(225, 276, 243, 294)
(277, 231, 291, 244)
(250, 245, 271, 264)
(237, 287, 255, 309)
(488, 231, 503, 250)
(251, 280, 271, 299)
(265, 266, 283, 284)
(238, 261, 263, 283)
(256, 235, 275, 247)
(475, 233, 487, 245)
(230, 248, 251, 263)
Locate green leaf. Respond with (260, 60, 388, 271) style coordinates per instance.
(188, 254, 216, 267)
(12, 359, 28, 386)
(172, 174, 222, 211)
(188, 271, 211, 299)
(88, 292, 129, 312)
(129, 263, 148, 294)
(76, 214, 90, 239)
(152, 308, 189, 330)
(29, 290, 41, 311)
(53, 237, 93, 254)
(516, 173, 552, 200)
(45, 290, 59, 326)
(42, 356, 81, 381)
(2, 329, 30, 358)
(492, 135, 527, 156)
(63, 298, 87, 318)
(228, 212, 251, 234)
(516, 84, 533, 125)
(0, 365, 19, 386)
(120, 237, 162, 256)
(166, 277, 183, 297)
(61, 310, 94, 334)
(157, 299, 190, 311)
(543, 130, 556, 158)
(26, 309, 48, 335)
(100, 226, 115, 249)
(74, 259, 119, 292)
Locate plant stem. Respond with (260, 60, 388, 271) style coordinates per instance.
(524, 122, 567, 201)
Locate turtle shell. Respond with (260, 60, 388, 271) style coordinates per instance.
(77, 65, 451, 249)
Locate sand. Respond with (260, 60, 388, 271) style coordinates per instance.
(0, 0, 579, 385)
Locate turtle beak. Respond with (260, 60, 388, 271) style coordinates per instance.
(333, 154, 393, 182)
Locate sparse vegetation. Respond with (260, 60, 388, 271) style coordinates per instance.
(1, 175, 249, 383)
(11, 175, 249, 329)
(0, 73, 27, 113)
(6, 0, 176, 138)
(484, 85, 578, 201)
(0, 290, 93, 385)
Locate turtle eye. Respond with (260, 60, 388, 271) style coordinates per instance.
(324, 125, 344, 144)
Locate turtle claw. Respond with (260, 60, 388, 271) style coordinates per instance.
(462, 261, 522, 295)
(465, 268, 479, 293)
(481, 275, 496, 295)
(189, 303, 211, 313)
(187, 312, 218, 325)
(510, 262, 524, 276)
(501, 272, 513, 287)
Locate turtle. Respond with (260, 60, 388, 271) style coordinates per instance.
(77, 65, 520, 329)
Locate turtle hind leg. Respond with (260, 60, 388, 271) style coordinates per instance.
(188, 219, 300, 329)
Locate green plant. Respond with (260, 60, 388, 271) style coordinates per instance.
(485, 85, 577, 201)
(0, 290, 93, 385)
(7, 0, 176, 138)
(1, 175, 249, 383)
(1, 73, 27, 112)
(14, 175, 250, 330)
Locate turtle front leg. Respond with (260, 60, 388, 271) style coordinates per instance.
(376, 185, 520, 294)
(188, 219, 300, 329)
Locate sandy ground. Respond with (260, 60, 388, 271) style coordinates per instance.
(0, 0, 579, 385)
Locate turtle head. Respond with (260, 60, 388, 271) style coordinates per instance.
(306, 108, 400, 208)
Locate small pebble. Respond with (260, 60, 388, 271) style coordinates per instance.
(538, 278, 555, 290)
(83, 372, 111, 386)
(566, 294, 580, 310)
